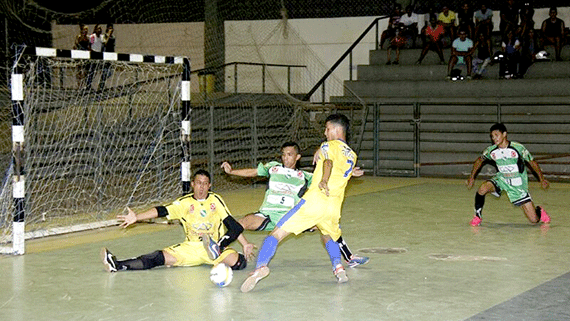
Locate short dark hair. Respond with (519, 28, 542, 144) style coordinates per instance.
(490, 123, 507, 133)
(192, 169, 211, 182)
(325, 113, 351, 140)
(281, 141, 301, 154)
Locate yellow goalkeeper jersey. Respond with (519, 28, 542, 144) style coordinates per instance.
(164, 192, 231, 243)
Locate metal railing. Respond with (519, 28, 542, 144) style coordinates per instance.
(192, 61, 306, 94)
(302, 15, 389, 102)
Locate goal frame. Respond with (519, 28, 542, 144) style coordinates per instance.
(1, 46, 191, 255)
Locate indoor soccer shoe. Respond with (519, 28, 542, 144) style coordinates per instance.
(334, 264, 349, 283)
(470, 215, 482, 226)
(240, 266, 270, 293)
(539, 207, 551, 223)
(201, 233, 220, 260)
(347, 255, 370, 268)
(100, 247, 118, 272)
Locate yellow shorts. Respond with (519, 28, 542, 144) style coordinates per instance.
(163, 241, 236, 267)
(277, 190, 343, 240)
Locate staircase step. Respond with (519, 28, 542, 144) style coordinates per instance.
(357, 60, 570, 81)
(343, 78, 570, 98)
(369, 46, 570, 66)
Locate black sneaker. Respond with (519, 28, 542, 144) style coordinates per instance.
(100, 247, 118, 272)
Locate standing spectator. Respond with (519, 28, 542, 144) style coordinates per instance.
(501, 29, 521, 78)
(541, 7, 565, 61)
(457, 2, 475, 39)
(474, 3, 494, 38)
(73, 24, 90, 51)
(399, 5, 419, 48)
(518, 2, 535, 37)
(73, 24, 90, 89)
(86, 24, 104, 90)
(438, 5, 457, 45)
(380, 4, 402, 49)
(99, 24, 115, 91)
(500, 0, 519, 35)
(102, 24, 115, 53)
(448, 29, 474, 79)
(472, 32, 492, 79)
(416, 16, 446, 65)
(519, 28, 541, 77)
(89, 24, 104, 53)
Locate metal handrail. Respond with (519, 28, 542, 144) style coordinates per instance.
(192, 61, 307, 94)
(302, 15, 389, 102)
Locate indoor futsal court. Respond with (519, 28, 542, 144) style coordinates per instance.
(1, 176, 569, 320)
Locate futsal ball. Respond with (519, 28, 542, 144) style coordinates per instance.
(210, 263, 233, 287)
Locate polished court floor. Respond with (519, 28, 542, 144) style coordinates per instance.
(1, 177, 569, 320)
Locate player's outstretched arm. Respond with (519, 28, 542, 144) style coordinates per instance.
(466, 156, 485, 189)
(527, 160, 550, 190)
(117, 207, 158, 228)
(221, 162, 258, 177)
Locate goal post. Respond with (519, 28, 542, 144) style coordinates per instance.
(1, 46, 189, 255)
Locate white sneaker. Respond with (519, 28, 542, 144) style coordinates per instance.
(241, 266, 270, 293)
(334, 264, 349, 283)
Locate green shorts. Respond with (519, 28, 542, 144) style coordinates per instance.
(253, 211, 285, 231)
(489, 176, 531, 206)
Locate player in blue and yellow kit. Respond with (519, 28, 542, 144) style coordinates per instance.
(241, 114, 363, 292)
(100, 169, 249, 272)
(466, 123, 551, 226)
(222, 141, 369, 267)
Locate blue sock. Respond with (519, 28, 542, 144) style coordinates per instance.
(256, 235, 278, 269)
(325, 239, 342, 268)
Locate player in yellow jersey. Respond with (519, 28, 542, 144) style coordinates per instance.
(100, 169, 251, 272)
(241, 114, 363, 292)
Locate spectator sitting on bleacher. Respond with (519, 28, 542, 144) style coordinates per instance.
(386, 26, 406, 65)
(399, 5, 419, 48)
(541, 6, 565, 61)
(457, 1, 475, 39)
(416, 16, 446, 65)
(438, 5, 457, 45)
(472, 32, 492, 79)
(447, 29, 474, 79)
(380, 4, 402, 49)
(501, 29, 521, 78)
(500, 0, 519, 35)
(474, 3, 494, 39)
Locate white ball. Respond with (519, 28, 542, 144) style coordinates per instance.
(210, 263, 233, 287)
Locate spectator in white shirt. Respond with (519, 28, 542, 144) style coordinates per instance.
(399, 5, 419, 48)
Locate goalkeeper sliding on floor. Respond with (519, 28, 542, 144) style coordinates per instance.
(220, 141, 369, 268)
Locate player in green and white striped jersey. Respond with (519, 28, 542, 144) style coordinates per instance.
(221, 141, 369, 267)
(466, 123, 551, 226)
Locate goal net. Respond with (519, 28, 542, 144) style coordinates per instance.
(0, 1, 368, 253)
(1, 47, 187, 253)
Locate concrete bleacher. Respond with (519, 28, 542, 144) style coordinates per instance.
(342, 45, 570, 100)
(332, 42, 570, 179)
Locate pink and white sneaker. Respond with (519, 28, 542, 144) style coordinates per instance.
(539, 207, 551, 223)
(470, 215, 482, 226)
